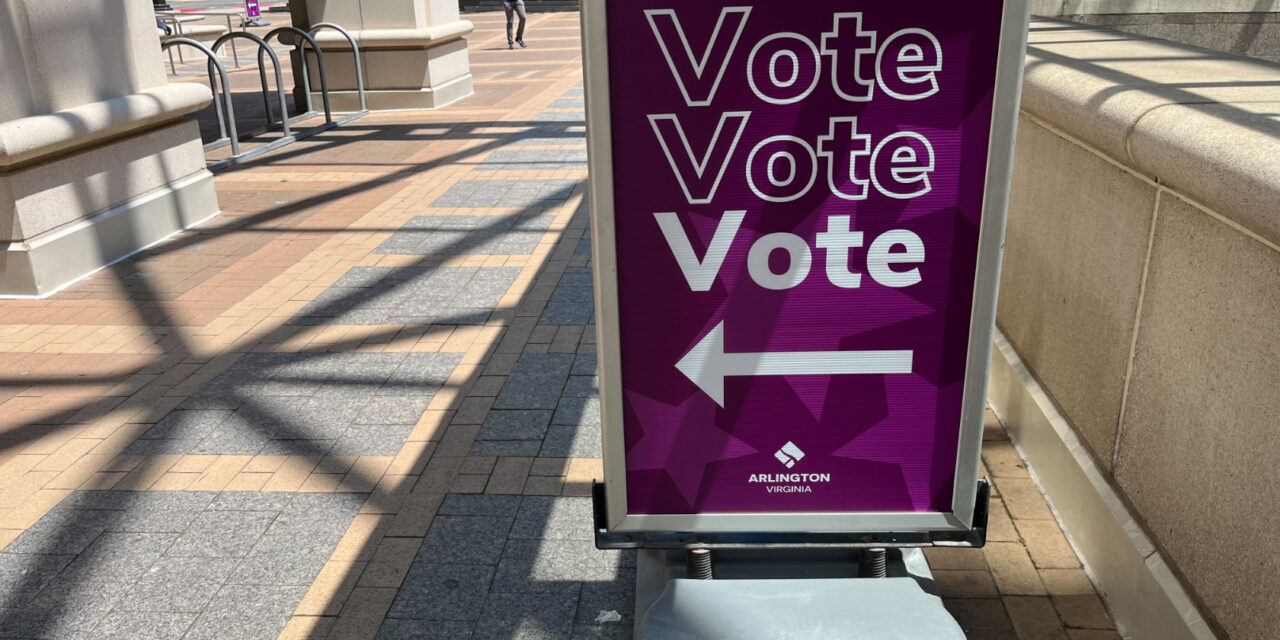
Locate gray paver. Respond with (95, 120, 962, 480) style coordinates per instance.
(207, 492, 295, 512)
(183, 584, 309, 640)
(419, 516, 514, 565)
(473, 589, 580, 640)
(134, 353, 461, 457)
(55, 532, 175, 584)
(2, 507, 116, 555)
(492, 539, 592, 592)
(116, 557, 240, 613)
(541, 425, 603, 458)
(493, 354, 574, 409)
(0, 579, 130, 639)
(93, 610, 198, 640)
(430, 180, 578, 209)
(164, 510, 276, 558)
(469, 440, 545, 457)
(478, 410, 553, 441)
(376, 619, 476, 640)
(388, 563, 496, 621)
(438, 494, 523, 517)
(512, 497, 593, 541)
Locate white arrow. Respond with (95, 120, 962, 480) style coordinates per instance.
(675, 321, 914, 407)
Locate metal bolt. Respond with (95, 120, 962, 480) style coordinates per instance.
(687, 548, 714, 580)
(859, 547, 887, 578)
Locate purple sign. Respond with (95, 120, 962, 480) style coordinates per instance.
(585, 1, 1024, 530)
(245, 0, 261, 19)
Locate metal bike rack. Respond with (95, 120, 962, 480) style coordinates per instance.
(160, 23, 371, 173)
(209, 31, 292, 142)
(260, 27, 332, 127)
(309, 22, 368, 112)
(160, 38, 240, 156)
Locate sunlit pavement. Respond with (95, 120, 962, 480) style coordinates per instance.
(0, 12, 1117, 640)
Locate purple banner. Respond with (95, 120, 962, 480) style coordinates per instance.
(245, 0, 261, 19)
(603, 2, 1005, 515)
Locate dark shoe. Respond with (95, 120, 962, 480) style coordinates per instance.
(508, 42, 514, 49)
(517, 39, 526, 48)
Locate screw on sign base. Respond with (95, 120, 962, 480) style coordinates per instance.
(858, 548, 888, 578)
(686, 549, 714, 580)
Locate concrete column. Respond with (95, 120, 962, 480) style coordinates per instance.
(290, 0, 475, 111)
(0, 0, 219, 297)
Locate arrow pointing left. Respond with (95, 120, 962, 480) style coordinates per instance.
(675, 321, 914, 407)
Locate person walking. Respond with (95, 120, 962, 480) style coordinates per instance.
(504, 0, 527, 49)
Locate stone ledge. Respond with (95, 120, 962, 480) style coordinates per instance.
(0, 84, 212, 169)
(310, 21, 475, 49)
(1021, 18, 1280, 246)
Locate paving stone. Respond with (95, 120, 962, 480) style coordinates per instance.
(492, 539, 592, 592)
(512, 497, 593, 541)
(431, 180, 578, 209)
(575, 567, 635, 630)
(142, 410, 234, 439)
(2, 507, 116, 555)
(208, 491, 295, 512)
(388, 563, 495, 621)
(184, 584, 309, 640)
(944, 598, 1018, 638)
(470, 440, 545, 457)
(549, 98, 585, 110)
(0, 552, 74, 599)
(1004, 595, 1070, 639)
(419, 516, 514, 565)
(571, 354, 597, 376)
(165, 510, 277, 558)
(56, 532, 175, 584)
(92, 610, 198, 640)
(376, 619, 476, 639)
(539, 301, 595, 326)
(478, 410, 553, 441)
(117, 556, 240, 613)
(336, 423, 417, 456)
(552, 397, 601, 428)
(472, 588, 580, 640)
(356, 397, 433, 425)
(122, 437, 203, 455)
(562, 375, 598, 397)
(541, 425, 603, 458)
(0, 578, 130, 639)
(532, 112, 585, 122)
(438, 494, 523, 517)
(232, 538, 329, 586)
(493, 354, 574, 410)
(478, 148, 588, 171)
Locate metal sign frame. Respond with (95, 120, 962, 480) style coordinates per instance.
(582, 0, 1031, 535)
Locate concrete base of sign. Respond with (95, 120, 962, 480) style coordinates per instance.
(987, 331, 1217, 640)
(634, 548, 964, 639)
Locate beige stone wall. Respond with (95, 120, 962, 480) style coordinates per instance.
(999, 19, 1280, 640)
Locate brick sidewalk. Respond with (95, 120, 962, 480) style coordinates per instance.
(0, 12, 1119, 640)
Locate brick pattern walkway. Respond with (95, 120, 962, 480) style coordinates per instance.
(0, 12, 1120, 640)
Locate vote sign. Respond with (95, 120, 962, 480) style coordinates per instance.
(583, 1, 1028, 533)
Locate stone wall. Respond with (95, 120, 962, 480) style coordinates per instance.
(1033, 0, 1280, 62)
(996, 18, 1280, 640)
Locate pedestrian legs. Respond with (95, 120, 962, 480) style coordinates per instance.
(504, 0, 527, 48)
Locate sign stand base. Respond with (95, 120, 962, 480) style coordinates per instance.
(633, 546, 966, 639)
(591, 483, 989, 638)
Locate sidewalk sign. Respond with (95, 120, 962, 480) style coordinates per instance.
(245, 0, 261, 19)
(583, 0, 1030, 536)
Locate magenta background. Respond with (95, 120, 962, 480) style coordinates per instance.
(605, 2, 1005, 515)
